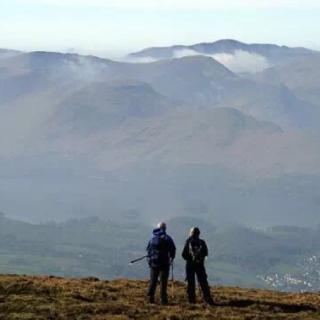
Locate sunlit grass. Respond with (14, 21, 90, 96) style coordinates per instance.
(0, 275, 319, 319)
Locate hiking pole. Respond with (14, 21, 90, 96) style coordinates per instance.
(129, 255, 149, 264)
(171, 261, 174, 299)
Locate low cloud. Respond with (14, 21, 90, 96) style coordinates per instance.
(122, 56, 158, 64)
(173, 49, 201, 58)
(212, 50, 270, 73)
(173, 49, 270, 73)
(63, 56, 110, 82)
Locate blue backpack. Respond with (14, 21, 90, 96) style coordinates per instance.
(148, 233, 168, 267)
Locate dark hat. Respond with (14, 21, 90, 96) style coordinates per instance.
(157, 222, 167, 231)
(190, 227, 200, 237)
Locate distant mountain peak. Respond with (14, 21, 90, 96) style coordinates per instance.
(152, 54, 236, 77)
(0, 48, 22, 59)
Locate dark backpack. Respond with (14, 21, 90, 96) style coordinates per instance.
(148, 233, 168, 267)
(189, 239, 204, 264)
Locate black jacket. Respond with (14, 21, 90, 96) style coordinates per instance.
(182, 237, 208, 264)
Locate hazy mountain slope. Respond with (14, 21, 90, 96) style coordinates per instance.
(254, 55, 320, 109)
(0, 50, 117, 72)
(119, 56, 320, 130)
(1, 51, 318, 132)
(0, 52, 177, 154)
(214, 80, 320, 131)
(0, 85, 75, 157)
(128, 39, 318, 64)
(121, 56, 237, 105)
(0, 48, 21, 59)
(0, 52, 79, 105)
(1, 49, 320, 226)
(95, 107, 320, 176)
(0, 51, 122, 104)
(48, 80, 176, 136)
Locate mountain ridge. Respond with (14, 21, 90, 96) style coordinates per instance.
(128, 39, 319, 62)
(1, 44, 320, 226)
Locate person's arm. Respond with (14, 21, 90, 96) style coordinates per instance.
(168, 236, 176, 261)
(146, 240, 151, 254)
(202, 240, 208, 257)
(182, 239, 190, 261)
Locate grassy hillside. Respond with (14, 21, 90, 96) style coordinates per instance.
(0, 275, 320, 319)
(2, 215, 320, 291)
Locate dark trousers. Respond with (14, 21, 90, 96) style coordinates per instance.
(147, 265, 170, 302)
(186, 263, 213, 303)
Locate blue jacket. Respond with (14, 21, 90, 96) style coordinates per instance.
(146, 228, 176, 266)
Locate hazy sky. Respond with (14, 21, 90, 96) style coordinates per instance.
(1, 0, 320, 57)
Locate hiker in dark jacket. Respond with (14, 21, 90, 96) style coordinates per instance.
(146, 222, 176, 304)
(182, 227, 214, 305)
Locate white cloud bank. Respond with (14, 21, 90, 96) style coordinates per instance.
(123, 56, 158, 64)
(173, 49, 201, 58)
(15, 0, 320, 10)
(125, 48, 270, 73)
(172, 49, 270, 73)
(212, 51, 270, 73)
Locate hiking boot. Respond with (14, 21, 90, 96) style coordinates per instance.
(204, 298, 215, 306)
(188, 296, 196, 304)
(149, 296, 155, 304)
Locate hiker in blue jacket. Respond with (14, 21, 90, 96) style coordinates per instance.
(146, 222, 176, 305)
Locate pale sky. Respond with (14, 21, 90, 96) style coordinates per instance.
(1, 0, 320, 57)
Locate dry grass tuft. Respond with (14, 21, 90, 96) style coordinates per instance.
(0, 275, 319, 319)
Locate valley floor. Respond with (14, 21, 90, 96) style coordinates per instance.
(0, 275, 319, 319)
